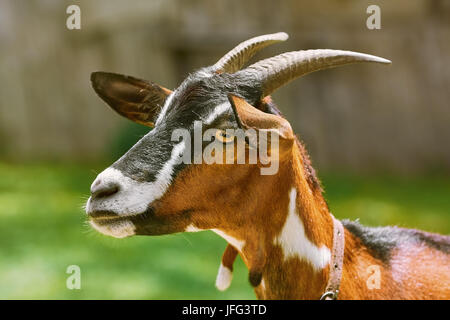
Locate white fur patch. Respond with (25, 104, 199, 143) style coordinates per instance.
(215, 263, 232, 291)
(185, 224, 203, 232)
(196, 70, 214, 78)
(260, 278, 266, 290)
(212, 229, 245, 252)
(89, 219, 136, 238)
(274, 188, 331, 270)
(154, 91, 175, 126)
(205, 102, 230, 125)
(86, 141, 185, 217)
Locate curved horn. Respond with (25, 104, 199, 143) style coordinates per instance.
(211, 32, 289, 74)
(239, 49, 391, 97)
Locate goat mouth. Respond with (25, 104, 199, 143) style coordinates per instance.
(88, 210, 150, 224)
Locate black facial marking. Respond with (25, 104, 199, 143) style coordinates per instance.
(111, 69, 263, 183)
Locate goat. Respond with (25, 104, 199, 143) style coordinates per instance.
(86, 33, 450, 299)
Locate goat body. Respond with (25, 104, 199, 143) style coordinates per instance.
(85, 33, 450, 299)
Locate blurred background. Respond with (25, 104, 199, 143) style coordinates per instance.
(0, 0, 449, 299)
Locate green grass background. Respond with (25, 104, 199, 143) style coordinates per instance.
(0, 162, 449, 299)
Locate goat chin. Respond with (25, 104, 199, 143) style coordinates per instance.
(89, 219, 136, 238)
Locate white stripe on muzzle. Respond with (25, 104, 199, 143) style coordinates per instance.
(86, 141, 186, 216)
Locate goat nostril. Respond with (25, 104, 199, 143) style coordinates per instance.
(91, 183, 119, 199)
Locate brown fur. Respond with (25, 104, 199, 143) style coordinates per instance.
(89, 48, 449, 299)
(221, 245, 238, 271)
(151, 114, 449, 299)
(103, 87, 449, 299)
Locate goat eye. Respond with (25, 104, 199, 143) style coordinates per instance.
(215, 130, 234, 143)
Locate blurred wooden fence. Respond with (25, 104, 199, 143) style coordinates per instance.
(0, 0, 449, 173)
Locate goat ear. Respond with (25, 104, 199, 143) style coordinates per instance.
(228, 95, 294, 141)
(91, 72, 171, 127)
